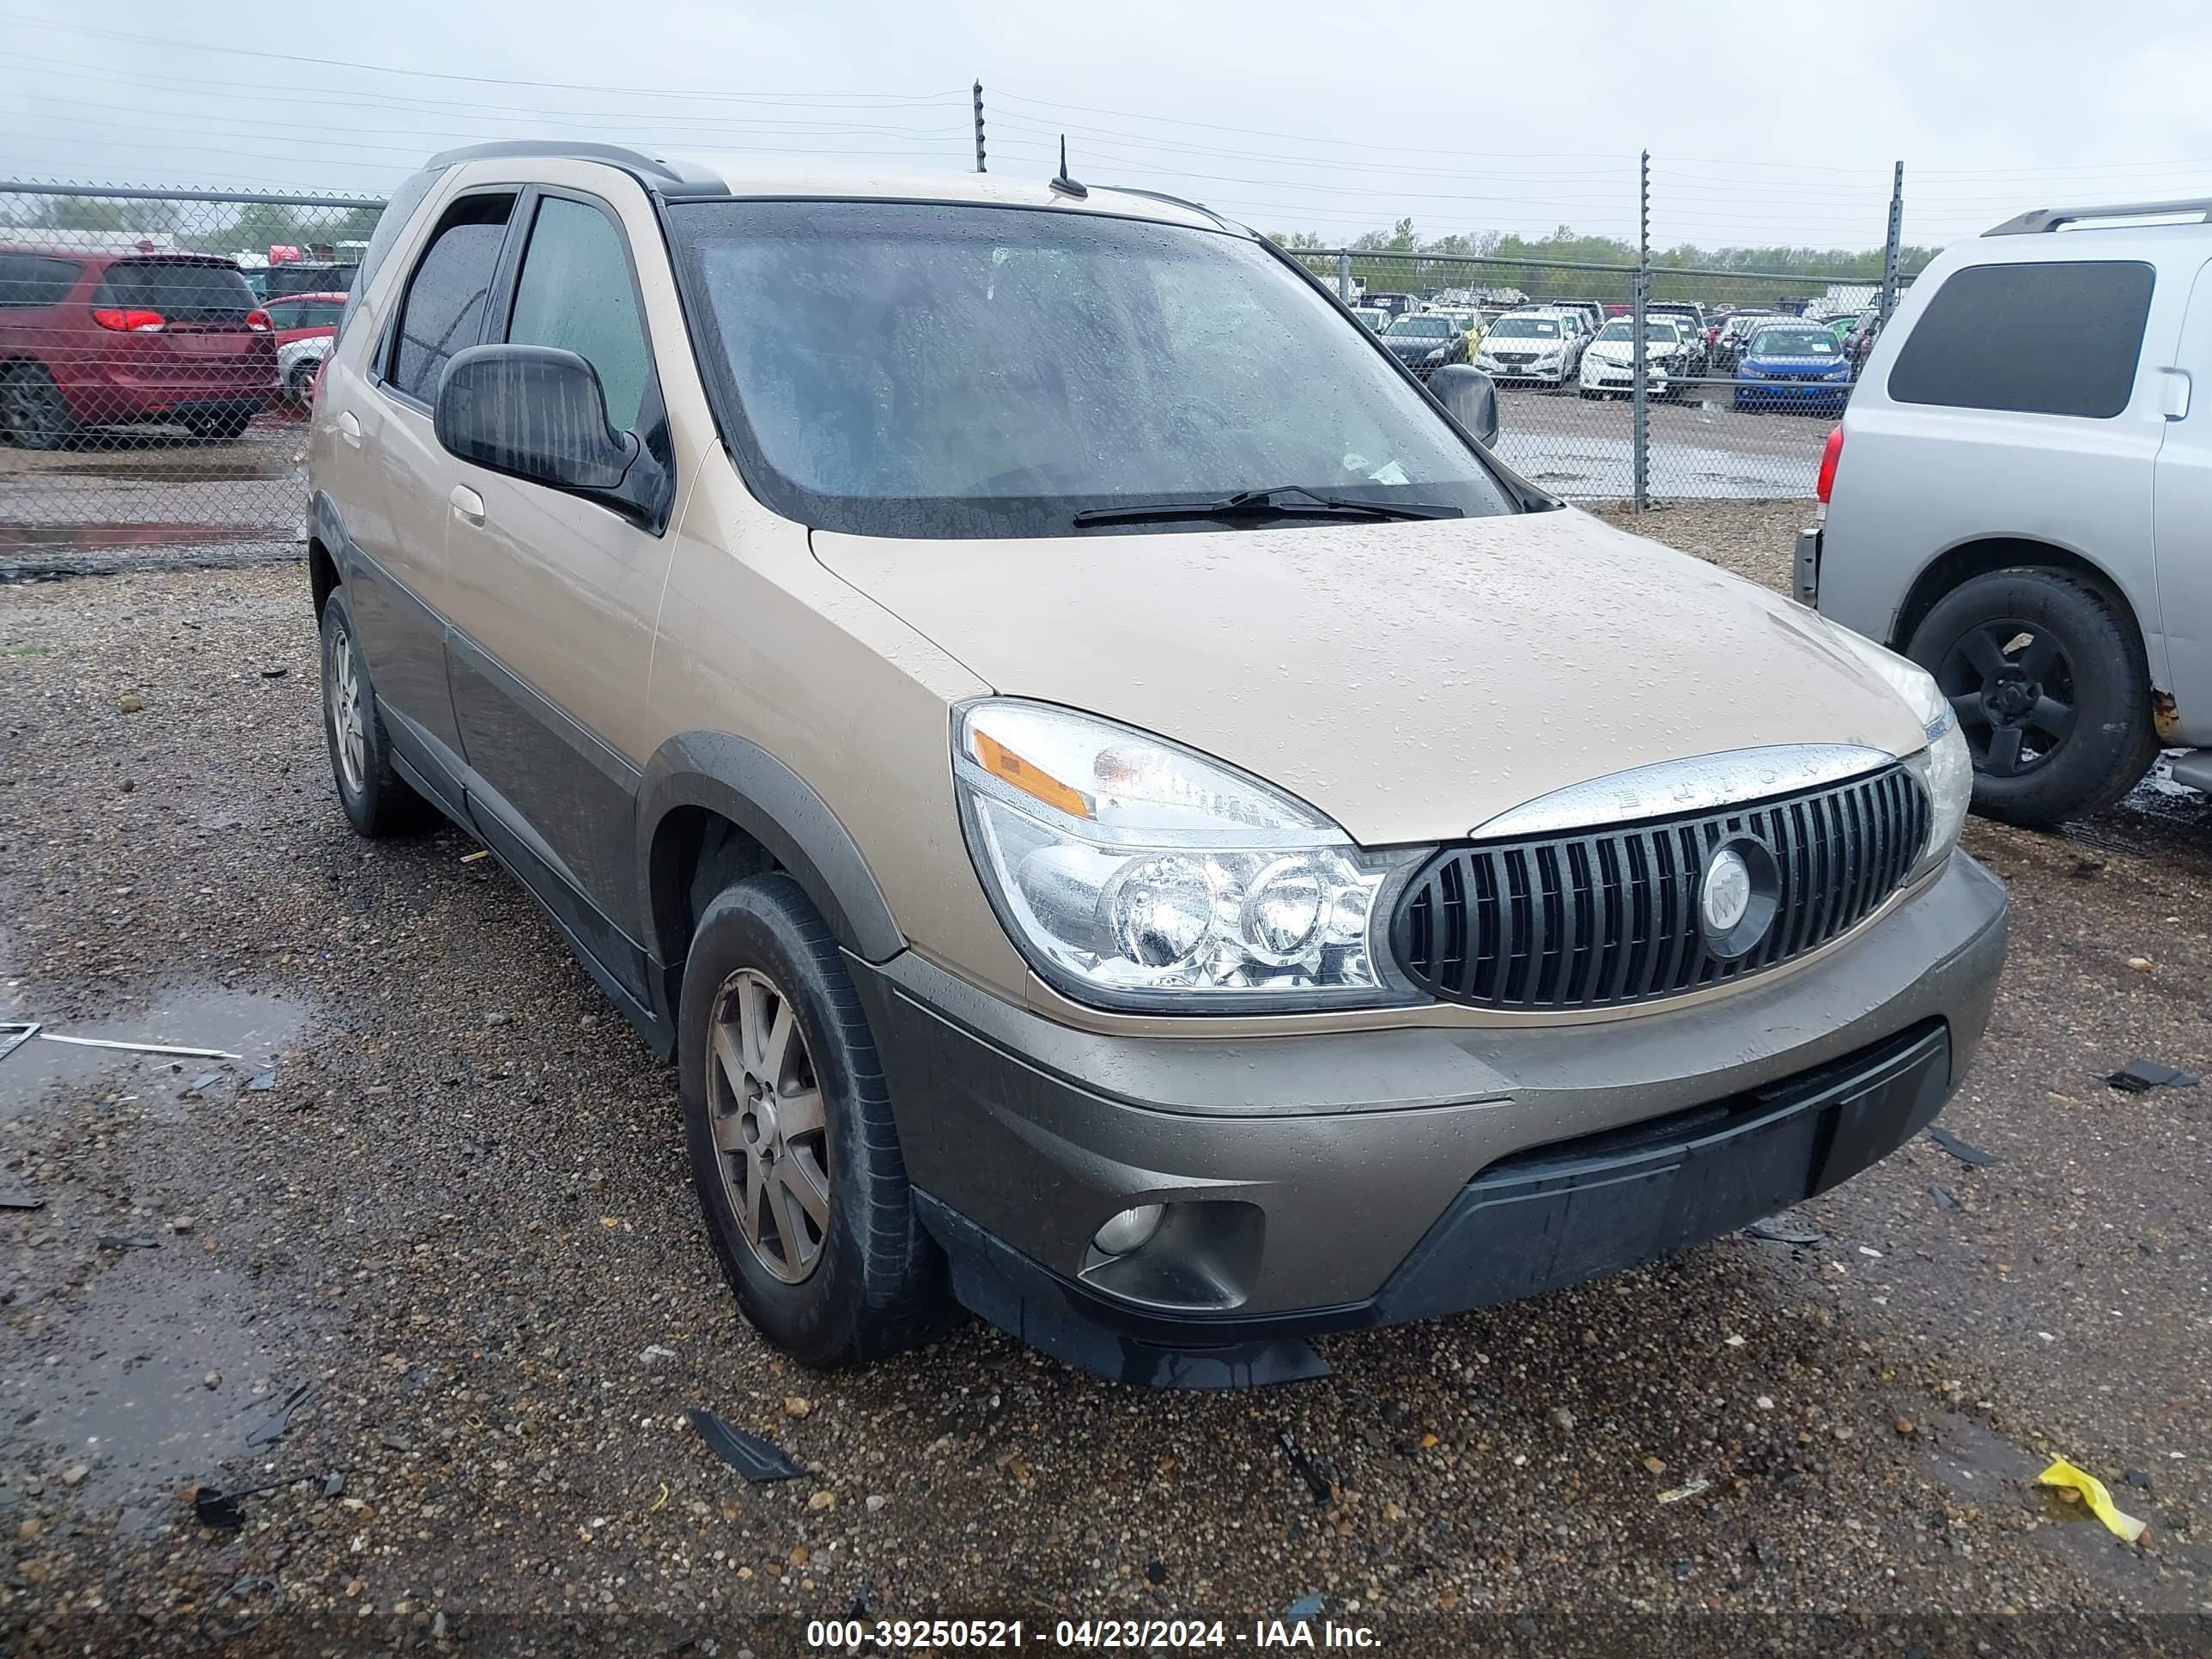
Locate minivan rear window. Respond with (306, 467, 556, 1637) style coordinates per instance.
(94, 261, 256, 324)
(1887, 260, 2154, 419)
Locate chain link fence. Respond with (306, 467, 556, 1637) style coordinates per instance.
(2, 178, 1899, 561)
(1293, 250, 1903, 501)
(1, 183, 384, 562)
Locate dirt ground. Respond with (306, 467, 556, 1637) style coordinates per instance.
(3, 509, 2210, 1656)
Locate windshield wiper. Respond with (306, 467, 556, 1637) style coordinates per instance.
(1072, 484, 1462, 527)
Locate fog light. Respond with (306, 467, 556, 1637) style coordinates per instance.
(1091, 1204, 1165, 1256)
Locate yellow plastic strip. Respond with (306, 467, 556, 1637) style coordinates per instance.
(2035, 1458, 2147, 1543)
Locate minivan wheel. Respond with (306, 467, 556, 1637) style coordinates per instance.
(681, 873, 948, 1368)
(319, 588, 430, 836)
(1906, 568, 2159, 827)
(1, 362, 74, 450)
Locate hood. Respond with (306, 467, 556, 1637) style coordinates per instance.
(811, 507, 1929, 845)
(1382, 332, 1456, 358)
(1479, 333, 1567, 354)
(1584, 337, 1680, 362)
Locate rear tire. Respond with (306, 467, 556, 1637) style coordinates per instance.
(681, 873, 950, 1369)
(1, 362, 74, 450)
(188, 409, 253, 441)
(287, 362, 318, 408)
(319, 587, 431, 837)
(1905, 568, 2159, 827)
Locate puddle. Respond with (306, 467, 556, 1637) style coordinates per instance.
(0, 986, 308, 1125)
(0, 521, 295, 550)
(1, 1254, 288, 1537)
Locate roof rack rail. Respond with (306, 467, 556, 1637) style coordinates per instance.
(1097, 185, 1246, 235)
(1985, 198, 2212, 235)
(422, 141, 726, 199)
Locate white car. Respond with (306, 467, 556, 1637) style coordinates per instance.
(1577, 317, 1694, 399)
(1473, 309, 1583, 386)
(277, 333, 334, 407)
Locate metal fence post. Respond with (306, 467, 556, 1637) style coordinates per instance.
(1336, 249, 1351, 302)
(1632, 149, 1650, 512)
(1880, 161, 1904, 324)
(973, 82, 987, 173)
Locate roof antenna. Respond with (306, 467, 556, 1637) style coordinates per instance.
(1049, 133, 1088, 200)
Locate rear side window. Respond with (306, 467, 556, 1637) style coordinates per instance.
(95, 261, 255, 323)
(504, 195, 654, 434)
(0, 253, 82, 307)
(387, 194, 514, 403)
(1888, 260, 2154, 418)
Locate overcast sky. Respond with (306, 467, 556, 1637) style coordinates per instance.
(4, 0, 2210, 252)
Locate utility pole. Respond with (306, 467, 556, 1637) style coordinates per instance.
(1337, 248, 1351, 303)
(1880, 161, 1904, 325)
(1632, 148, 1650, 513)
(973, 81, 987, 173)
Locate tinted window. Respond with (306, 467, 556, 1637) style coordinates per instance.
(340, 166, 446, 342)
(0, 253, 82, 307)
(388, 196, 513, 403)
(1488, 316, 1561, 338)
(297, 301, 343, 330)
(1889, 260, 2153, 418)
(264, 301, 301, 330)
(505, 196, 653, 434)
(95, 261, 254, 322)
(672, 200, 1515, 538)
(1751, 327, 1841, 356)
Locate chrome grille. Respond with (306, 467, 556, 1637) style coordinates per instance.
(1391, 764, 1929, 1012)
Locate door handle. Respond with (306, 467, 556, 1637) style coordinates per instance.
(448, 484, 486, 526)
(337, 410, 362, 447)
(2160, 367, 2192, 421)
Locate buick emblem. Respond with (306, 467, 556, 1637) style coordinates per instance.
(1700, 848, 1753, 936)
(1698, 839, 1778, 959)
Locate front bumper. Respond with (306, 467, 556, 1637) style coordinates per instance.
(855, 852, 2007, 1385)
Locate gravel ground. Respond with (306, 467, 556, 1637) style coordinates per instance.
(3, 514, 2211, 1656)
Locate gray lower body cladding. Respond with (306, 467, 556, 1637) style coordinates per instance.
(853, 851, 2008, 1385)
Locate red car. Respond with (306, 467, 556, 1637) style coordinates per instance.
(0, 246, 280, 447)
(264, 290, 348, 406)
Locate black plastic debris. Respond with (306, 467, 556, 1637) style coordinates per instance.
(1283, 1595, 1325, 1626)
(688, 1408, 803, 1483)
(1275, 1428, 1335, 1506)
(1743, 1217, 1823, 1246)
(192, 1486, 251, 1529)
(0, 1170, 44, 1211)
(199, 1574, 285, 1641)
(94, 1234, 160, 1252)
(1927, 1127, 1998, 1167)
(247, 1072, 276, 1091)
(259, 666, 288, 680)
(182, 1072, 224, 1097)
(245, 1382, 317, 1449)
(2069, 859, 2106, 879)
(321, 1472, 345, 1498)
(1928, 1184, 1961, 1211)
(2106, 1060, 2202, 1094)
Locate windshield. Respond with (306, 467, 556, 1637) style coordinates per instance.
(1595, 319, 1680, 343)
(670, 201, 1515, 537)
(1386, 316, 1456, 338)
(1751, 327, 1842, 356)
(1487, 316, 1561, 339)
(1351, 307, 1387, 330)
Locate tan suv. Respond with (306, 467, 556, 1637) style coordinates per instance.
(308, 143, 2007, 1386)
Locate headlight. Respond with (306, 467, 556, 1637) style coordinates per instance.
(953, 702, 1420, 1011)
(1826, 630, 1971, 882)
(1424, 345, 1450, 363)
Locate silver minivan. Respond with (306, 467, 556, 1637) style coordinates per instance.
(1804, 198, 2212, 825)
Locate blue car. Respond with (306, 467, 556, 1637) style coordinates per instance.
(1733, 323, 1855, 413)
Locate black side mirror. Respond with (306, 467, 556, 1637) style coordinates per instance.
(434, 344, 669, 526)
(1427, 363, 1500, 448)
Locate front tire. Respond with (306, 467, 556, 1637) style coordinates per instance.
(188, 409, 253, 441)
(1905, 568, 2158, 826)
(681, 873, 948, 1369)
(319, 588, 430, 836)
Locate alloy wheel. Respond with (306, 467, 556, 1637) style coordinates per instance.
(1935, 617, 2079, 778)
(707, 967, 830, 1285)
(325, 619, 367, 794)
